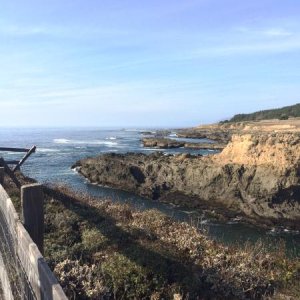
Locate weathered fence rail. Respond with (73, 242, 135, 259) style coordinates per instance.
(0, 146, 37, 187)
(0, 172, 67, 299)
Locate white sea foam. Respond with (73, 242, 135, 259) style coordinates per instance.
(181, 210, 194, 215)
(200, 219, 209, 225)
(106, 137, 117, 140)
(100, 141, 118, 146)
(267, 228, 280, 236)
(169, 133, 178, 137)
(38, 148, 60, 153)
(267, 228, 300, 235)
(143, 148, 159, 151)
(3, 152, 20, 155)
(53, 139, 117, 146)
(53, 138, 70, 144)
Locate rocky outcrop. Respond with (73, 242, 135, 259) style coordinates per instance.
(74, 132, 300, 228)
(142, 138, 185, 148)
(176, 130, 231, 143)
(142, 138, 226, 150)
(184, 142, 225, 150)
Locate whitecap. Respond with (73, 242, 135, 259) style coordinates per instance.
(38, 148, 60, 153)
(53, 138, 70, 144)
(106, 137, 117, 140)
(2, 152, 20, 155)
(53, 139, 117, 146)
(100, 141, 118, 146)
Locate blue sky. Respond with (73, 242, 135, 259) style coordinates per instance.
(0, 0, 299, 127)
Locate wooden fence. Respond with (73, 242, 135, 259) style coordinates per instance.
(0, 171, 67, 300)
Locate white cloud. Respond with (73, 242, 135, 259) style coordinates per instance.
(236, 26, 294, 38)
(0, 25, 44, 36)
(188, 25, 300, 58)
(196, 39, 300, 57)
(261, 28, 293, 37)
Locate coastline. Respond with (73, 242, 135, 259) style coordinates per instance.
(73, 120, 300, 231)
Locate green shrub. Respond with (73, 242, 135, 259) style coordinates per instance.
(81, 228, 108, 251)
(279, 114, 289, 120)
(101, 253, 163, 299)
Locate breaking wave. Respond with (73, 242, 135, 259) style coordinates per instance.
(53, 139, 118, 146)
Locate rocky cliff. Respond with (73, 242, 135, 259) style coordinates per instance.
(74, 132, 300, 228)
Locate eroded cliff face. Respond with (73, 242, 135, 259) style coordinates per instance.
(214, 133, 300, 168)
(74, 132, 300, 228)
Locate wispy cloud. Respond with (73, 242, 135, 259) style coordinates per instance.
(0, 25, 47, 36)
(187, 25, 300, 58)
(261, 28, 293, 37)
(0, 23, 129, 39)
(237, 26, 294, 38)
(193, 39, 300, 57)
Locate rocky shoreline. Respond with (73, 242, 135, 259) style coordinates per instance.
(142, 137, 226, 150)
(74, 130, 300, 230)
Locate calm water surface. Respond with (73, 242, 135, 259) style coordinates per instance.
(0, 127, 299, 256)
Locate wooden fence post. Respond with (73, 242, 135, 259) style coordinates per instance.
(21, 184, 44, 254)
(0, 167, 4, 185)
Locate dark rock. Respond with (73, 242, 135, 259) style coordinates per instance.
(75, 132, 300, 229)
(142, 138, 226, 150)
(129, 166, 145, 184)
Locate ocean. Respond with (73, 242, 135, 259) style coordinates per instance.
(0, 127, 299, 255)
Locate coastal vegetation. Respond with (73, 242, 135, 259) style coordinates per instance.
(3, 173, 300, 299)
(229, 103, 300, 122)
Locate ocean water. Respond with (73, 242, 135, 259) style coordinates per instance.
(0, 127, 299, 256)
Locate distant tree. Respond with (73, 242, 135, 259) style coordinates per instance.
(229, 103, 300, 122)
(279, 114, 289, 120)
(219, 120, 229, 124)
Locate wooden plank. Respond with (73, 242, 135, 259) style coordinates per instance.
(0, 167, 4, 185)
(0, 158, 20, 188)
(0, 251, 14, 300)
(0, 185, 67, 300)
(0, 147, 31, 153)
(13, 146, 36, 172)
(5, 160, 19, 165)
(21, 183, 44, 255)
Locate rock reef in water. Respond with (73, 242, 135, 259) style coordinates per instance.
(74, 131, 300, 228)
